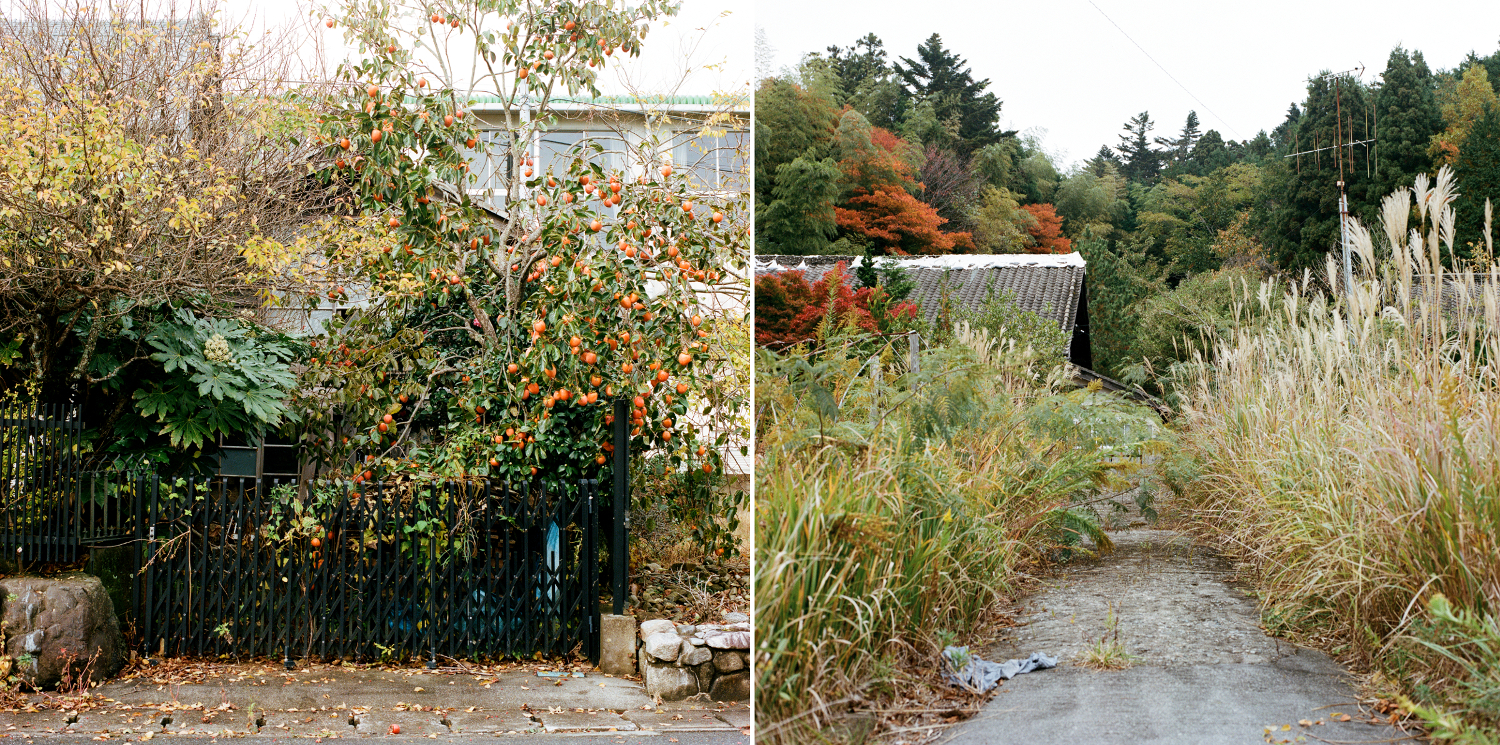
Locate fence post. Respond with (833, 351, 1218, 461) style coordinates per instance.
(426, 511, 438, 670)
(611, 398, 628, 616)
(908, 333, 921, 375)
(283, 481, 295, 670)
(586, 479, 600, 662)
(869, 355, 881, 426)
(130, 473, 143, 643)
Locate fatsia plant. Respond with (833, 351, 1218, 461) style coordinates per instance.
(131, 310, 300, 449)
(274, 0, 750, 487)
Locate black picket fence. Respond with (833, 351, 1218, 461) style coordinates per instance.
(132, 475, 601, 664)
(0, 399, 638, 664)
(0, 398, 98, 560)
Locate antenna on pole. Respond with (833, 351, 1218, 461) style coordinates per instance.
(1283, 64, 1368, 297)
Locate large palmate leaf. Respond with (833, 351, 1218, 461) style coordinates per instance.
(159, 407, 212, 449)
(191, 367, 249, 402)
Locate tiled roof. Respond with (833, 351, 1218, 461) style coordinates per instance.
(755, 254, 1087, 332)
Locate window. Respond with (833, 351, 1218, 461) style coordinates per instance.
(461, 130, 514, 193)
(672, 130, 747, 191)
(537, 131, 626, 179)
(217, 433, 302, 481)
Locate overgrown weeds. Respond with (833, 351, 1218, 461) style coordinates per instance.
(1078, 606, 1137, 671)
(1172, 166, 1500, 739)
(755, 309, 1161, 742)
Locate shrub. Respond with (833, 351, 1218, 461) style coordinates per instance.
(954, 284, 1071, 371)
(752, 262, 916, 348)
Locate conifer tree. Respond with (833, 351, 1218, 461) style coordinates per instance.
(1372, 47, 1442, 199)
(1116, 111, 1163, 184)
(1454, 104, 1500, 260)
(893, 33, 1005, 156)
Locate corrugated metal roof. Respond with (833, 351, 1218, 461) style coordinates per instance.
(755, 254, 1087, 332)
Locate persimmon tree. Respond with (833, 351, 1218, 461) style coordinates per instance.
(272, 0, 749, 552)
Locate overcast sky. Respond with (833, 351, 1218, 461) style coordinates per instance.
(212, 0, 749, 97)
(757, 0, 1500, 170)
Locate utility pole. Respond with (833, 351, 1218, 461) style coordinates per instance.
(1283, 64, 1369, 297)
(1336, 74, 1352, 297)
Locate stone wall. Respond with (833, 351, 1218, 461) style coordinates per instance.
(636, 612, 749, 701)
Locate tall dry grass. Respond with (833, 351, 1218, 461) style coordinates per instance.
(1175, 166, 1500, 737)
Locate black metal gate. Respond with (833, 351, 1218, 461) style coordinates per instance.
(132, 476, 601, 664)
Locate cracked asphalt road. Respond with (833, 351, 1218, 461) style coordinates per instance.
(942, 530, 1421, 745)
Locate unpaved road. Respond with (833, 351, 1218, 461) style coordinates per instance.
(944, 530, 1422, 744)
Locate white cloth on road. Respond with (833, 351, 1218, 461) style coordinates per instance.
(941, 646, 1057, 692)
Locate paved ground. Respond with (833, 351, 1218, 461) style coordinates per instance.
(943, 530, 1423, 745)
(0, 665, 750, 744)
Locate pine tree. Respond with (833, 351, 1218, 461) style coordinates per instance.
(1270, 104, 1301, 152)
(893, 34, 1006, 156)
(1244, 130, 1273, 161)
(826, 34, 889, 100)
(826, 34, 907, 130)
(1116, 111, 1163, 184)
(1156, 111, 1202, 173)
(1372, 47, 1442, 199)
(1086, 145, 1124, 176)
(1187, 129, 1232, 176)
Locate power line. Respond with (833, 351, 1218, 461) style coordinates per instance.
(1086, 0, 1242, 140)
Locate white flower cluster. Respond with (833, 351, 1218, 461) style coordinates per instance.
(203, 334, 234, 366)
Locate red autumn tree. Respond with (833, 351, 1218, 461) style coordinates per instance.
(753, 262, 917, 347)
(831, 112, 974, 255)
(1021, 203, 1072, 253)
(836, 188, 975, 255)
(836, 113, 916, 194)
(753, 269, 821, 347)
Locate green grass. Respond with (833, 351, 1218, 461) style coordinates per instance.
(1078, 606, 1138, 671)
